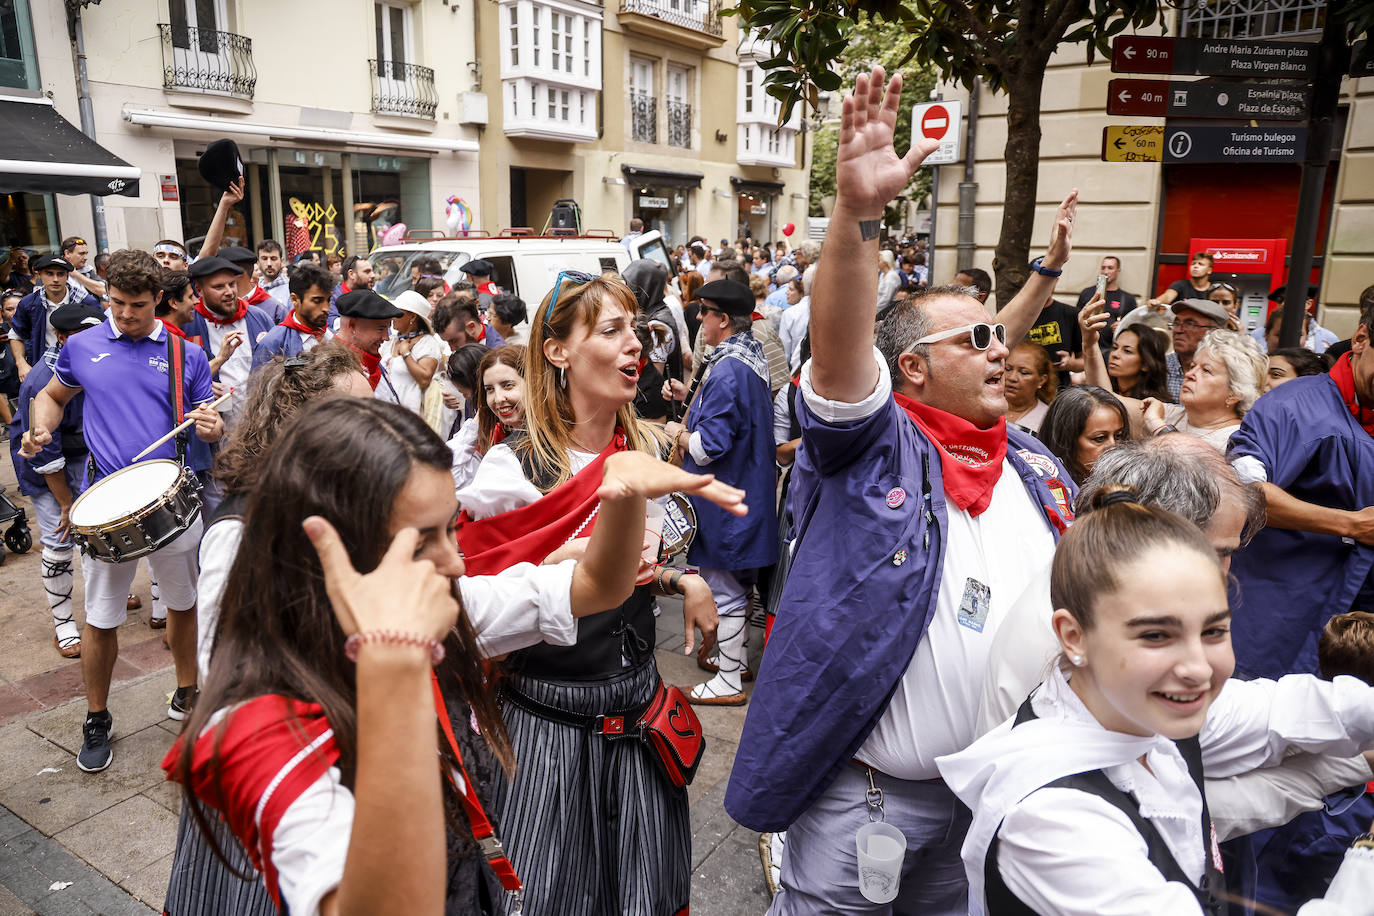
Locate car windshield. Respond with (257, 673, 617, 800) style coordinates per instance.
(369, 249, 469, 297)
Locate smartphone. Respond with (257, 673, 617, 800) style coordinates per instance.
(1095, 274, 1108, 298)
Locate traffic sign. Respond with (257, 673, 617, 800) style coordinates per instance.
(1101, 125, 1307, 163)
(1112, 36, 1317, 80)
(1353, 40, 1374, 78)
(911, 99, 963, 165)
(1102, 126, 1163, 162)
(1107, 78, 1309, 120)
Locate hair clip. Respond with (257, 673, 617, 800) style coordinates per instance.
(283, 356, 308, 371)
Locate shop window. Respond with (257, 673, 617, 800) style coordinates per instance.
(0, 0, 39, 91)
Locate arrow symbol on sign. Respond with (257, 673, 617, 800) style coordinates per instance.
(1124, 46, 1136, 59)
(1114, 137, 1125, 150)
(1118, 90, 1131, 103)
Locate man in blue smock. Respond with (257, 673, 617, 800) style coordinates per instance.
(665, 279, 778, 706)
(251, 261, 336, 371)
(725, 67, 1079, 914)
(1228, 296, 1374, 679)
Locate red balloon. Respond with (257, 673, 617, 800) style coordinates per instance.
(782, 222, 795, 237)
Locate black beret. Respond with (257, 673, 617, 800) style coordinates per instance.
(217, 245, 256, 265)
(459, 259, 493, 276)
(695, 279, 755, 318)
(336, 289, 403, 320)
(188, 256, 244, 279)
(51, 302, 106, 334)
(31, 254, 74, 273)
(1267, 284, 1320, 302)
(197, 138, 244, 193)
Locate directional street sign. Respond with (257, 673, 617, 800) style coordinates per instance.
(1102, 126, 1163, 162)
(911, 99, 963, 165)
(1102, 125, 1307, 163)
(1112, 36, 1317, 80)
(1107, 78, 1309, 120)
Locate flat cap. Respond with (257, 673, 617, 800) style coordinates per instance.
(217, 245, 256, 265)
(188, 256, 244, 279)
(336, 289, 403, 320)
(31, 254, 74, 273)
(695, 279, 755, 317)
(50, 302, 106, 334)
(1172, 298, 1232, 327)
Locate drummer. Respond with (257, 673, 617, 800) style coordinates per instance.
(20, 249, 224, 775)
(8, 301, 105, 661)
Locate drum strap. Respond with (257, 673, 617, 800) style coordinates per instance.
(166, 334, 188, 466)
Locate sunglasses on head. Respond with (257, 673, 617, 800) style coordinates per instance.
(543, 269, 596, 326)
(910, 322, 1007, 351)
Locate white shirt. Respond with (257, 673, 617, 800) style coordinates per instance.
(778, 297, 810, 370)
(1163, 404, 1240, 452)
(458, 442, 598, 519)
(448, 420, 483, 493)
(202, 316, 253, 425)
(1008, 399, 1050, 436)
(378, 332, 441, 414)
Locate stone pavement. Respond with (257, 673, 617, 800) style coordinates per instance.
(0, 457, 773, 914)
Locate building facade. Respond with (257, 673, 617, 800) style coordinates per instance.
(27, 0, 483, 258)
(476, 0, 810, 249)
(929, 2, 1371, 334)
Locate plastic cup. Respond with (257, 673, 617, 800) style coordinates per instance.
(855, 821, 906, 904)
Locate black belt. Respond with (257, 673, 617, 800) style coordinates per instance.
(501, 682, 651, 738)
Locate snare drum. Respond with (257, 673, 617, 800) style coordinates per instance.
(70, 460, 202, 562)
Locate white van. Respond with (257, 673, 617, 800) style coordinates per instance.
(367, 229, 679, 309)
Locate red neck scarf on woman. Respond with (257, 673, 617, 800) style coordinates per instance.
(281, 310, 324, 339)
(456, 430, 628, 575)
(894, 392, 1007, 516)
(195, 299, 248, 327)
(1330, 352, 1374, 436)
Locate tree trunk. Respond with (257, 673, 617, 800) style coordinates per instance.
(992, 66, 1047, 310)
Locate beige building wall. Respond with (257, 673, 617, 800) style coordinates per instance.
(930, 13, 1371, 335)
(33, 0, 481, 252)
(476, 3, 809, 246)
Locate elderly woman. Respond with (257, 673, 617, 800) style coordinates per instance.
(1143, 328, 1267, 451)
(876, 248, 900, 312)
(1003, 342, 1057, 435)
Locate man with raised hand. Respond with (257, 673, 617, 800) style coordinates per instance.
(725, 67, 1079, 914)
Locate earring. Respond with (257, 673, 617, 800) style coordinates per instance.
(557, 367, 567, 389)
(1070, 654, 1085, 667)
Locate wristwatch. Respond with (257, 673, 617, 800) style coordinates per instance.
(1030, 257, 1063, 278)
(1353, 832, 1374, 850)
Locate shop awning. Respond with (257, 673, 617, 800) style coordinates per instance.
(0, 96, 141, 197)
(621, 165, 704, 188)
(730, 176, 784, 194)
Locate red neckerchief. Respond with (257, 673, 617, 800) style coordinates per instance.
(477, 280, 499, 296)
(158, 317, 189, 339)
(342, 341, 382, 389)
(752, 310, 765, 322)
(894, 392, 1007, 517)
(456, 430, 628, 575)
(339, 282, 352, 297)
(1330, 352, 1374, 436)
(245, 285, 271, 306)
(281, 310, 324, 339)
(488, 424, 508, 450)
(195, 299, 248, 327)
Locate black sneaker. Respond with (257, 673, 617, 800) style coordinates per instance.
(76, 711, 114, 773)
(168, 685, 197, 721)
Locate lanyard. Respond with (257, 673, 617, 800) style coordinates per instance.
(429, 673, 524, 904)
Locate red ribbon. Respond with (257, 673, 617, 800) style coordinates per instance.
(894, 392, 1007, 517)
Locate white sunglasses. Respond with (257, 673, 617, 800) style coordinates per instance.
(909, 322, 1007, 351)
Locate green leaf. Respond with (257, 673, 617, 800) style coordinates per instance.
(813, 69, 843, 90)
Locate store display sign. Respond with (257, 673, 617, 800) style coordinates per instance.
(639, 196, 669, 209)
(159, 174, 179, 202)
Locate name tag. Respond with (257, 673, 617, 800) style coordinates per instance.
(957, 577, 991, 633)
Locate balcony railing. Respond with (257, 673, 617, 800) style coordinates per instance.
(631, 92, 657, 143)
(667, 100, 691, 148)
(158, 24, 257, 99)
(1180, 0, 1323, 38)
(369, 59, 438, 119)
(620, 0, 723, 37)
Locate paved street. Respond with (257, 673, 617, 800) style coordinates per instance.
(0, 455, 772, 915)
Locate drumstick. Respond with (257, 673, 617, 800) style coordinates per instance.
(129, 388, 234, 463)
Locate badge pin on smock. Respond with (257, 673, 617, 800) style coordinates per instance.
(885, 487, 906, 509)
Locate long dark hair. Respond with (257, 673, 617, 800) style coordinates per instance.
(179, 398, 512, 863)
(1113, 326, 1172, 402)
(1040, 386, 1132, 484)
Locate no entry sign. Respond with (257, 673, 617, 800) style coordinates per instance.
(911, 99, 963, 165)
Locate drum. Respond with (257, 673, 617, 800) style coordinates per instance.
(660, 492, 698, 560)
(69, 460, 202, 562)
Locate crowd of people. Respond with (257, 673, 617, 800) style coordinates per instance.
(5, 65, 1374, 916)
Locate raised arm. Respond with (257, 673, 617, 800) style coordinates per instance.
(1000, 189, 1077, 345)
(1078, 294, 1112, 390)
(811, 68, 937, 403)
(197, 178, 245, 260)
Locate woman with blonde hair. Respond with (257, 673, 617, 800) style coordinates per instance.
(456, 271, 727, 914)
(877, 248, 900, 313)
(1143, 328, 1267, 451)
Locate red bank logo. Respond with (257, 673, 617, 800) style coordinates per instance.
(1208, 249, 1266, 262)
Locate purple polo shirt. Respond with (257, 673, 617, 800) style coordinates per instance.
(54, 318, 213, 479)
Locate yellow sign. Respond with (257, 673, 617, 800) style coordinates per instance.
(1101, 126, 1164, 163)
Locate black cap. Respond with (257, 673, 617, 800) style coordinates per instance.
(51, 302, 106, 334)
(217, 245, 256, 266)
(1268, 284, 1320, 303)
(695, 279, 755, 317)
(31, 254, 74, 274)
(459, 259, 493, 277)
(197, 138, 244, 192)
(188, 256, 244, 279)
(336, 289, 403, 320)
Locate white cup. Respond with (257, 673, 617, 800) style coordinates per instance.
(855, 821, 906, 904)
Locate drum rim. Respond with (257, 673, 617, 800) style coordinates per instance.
(70, 459, 193, 532)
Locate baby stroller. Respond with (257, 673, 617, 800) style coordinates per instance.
(0, 483, 33, 565)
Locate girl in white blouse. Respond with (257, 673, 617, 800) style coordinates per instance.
(939, 486, 1374, 916)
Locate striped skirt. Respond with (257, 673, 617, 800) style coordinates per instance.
(163, 801, 276, 916)
(491, 659, 691, 916)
